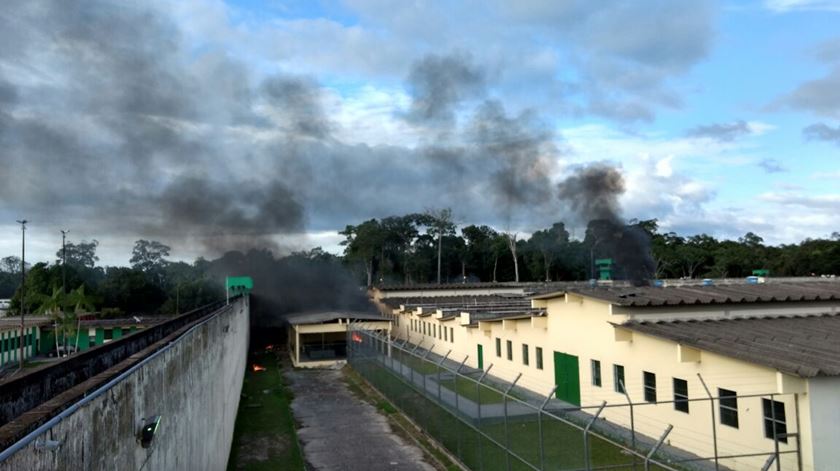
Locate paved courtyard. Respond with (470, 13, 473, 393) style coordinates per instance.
(285, 367, 436, 471)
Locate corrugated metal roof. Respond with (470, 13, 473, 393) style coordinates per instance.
(620, 314, 840, 377)
(285, 311, 390, 325)
(568, 282, 840, 307)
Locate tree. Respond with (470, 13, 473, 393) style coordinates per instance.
(56, 240, 99, 268)
(421, 208, 456, 284)
(100, 267, 166, 314)
(527, 222, 570, 282)
(340, 220, 385, 286)
(505, 233, 520, 282)
(130, 240, 171, 285)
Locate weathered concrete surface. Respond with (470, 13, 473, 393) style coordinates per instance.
(0, 297, 249, 471)
(286, 368, 435, 471)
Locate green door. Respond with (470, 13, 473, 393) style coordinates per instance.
(477, 344, 484, 370)
(553, 351, 581, 406)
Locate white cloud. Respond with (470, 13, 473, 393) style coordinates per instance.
(764, 0, 840, 12)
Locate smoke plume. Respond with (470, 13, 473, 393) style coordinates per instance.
(557, 164, 655, 284)
(405, 52, 486, 127)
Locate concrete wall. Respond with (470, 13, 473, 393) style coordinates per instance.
(802, 376, 840, 470)
(0, 297, 249, 471)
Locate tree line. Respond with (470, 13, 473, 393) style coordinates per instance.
(0, 239, 223, 317)
(340, 212, 840, 285)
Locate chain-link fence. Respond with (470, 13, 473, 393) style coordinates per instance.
(347, 325, 800, 471)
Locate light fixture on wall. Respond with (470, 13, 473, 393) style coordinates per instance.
(137, 415, 162, 449)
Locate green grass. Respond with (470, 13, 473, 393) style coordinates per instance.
(226, 352, 304, 471)
(398, 352, 442, 375)
(342, 366, 461, 471)
(438, 378, 505, 404)
(353, 357, 674, 471)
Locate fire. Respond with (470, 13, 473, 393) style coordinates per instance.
(252, 364, 267, 372)
(264, 344, 275, 351)
(351, 332, 363, 344)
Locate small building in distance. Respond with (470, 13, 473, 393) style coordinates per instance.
(374, 279, 840, 471)
(286, 311, 391, 368)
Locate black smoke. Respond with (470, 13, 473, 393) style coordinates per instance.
(207, 249, 372, 328)
(403, 53, 559, 227)
(557, 164, 655, 284)
(404, 52, 485, 127)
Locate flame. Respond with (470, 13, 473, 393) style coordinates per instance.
(264, 344, 275, 351)
(252, 364, 267, 372)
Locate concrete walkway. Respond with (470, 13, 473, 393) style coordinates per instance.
(285, 367, 436, 471)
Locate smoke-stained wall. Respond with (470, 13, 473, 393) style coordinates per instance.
(0, 297, 249, 471)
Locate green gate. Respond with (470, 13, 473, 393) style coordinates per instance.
(477, 344, 484, 370)
(553, 351, 581, 405)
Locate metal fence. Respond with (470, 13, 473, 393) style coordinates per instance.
(347, 324, 801, 471)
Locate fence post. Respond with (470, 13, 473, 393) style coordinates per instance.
(583, 402, 607, 471)
(503, 373, 522, 471)
(421, 344, 435, 395)
(476, 365, 493, 471)
(437, 350, 452, 403)
(697, 373, 720, 471)
(794, 392, 803, 471)
(644, 425, 673, 471)
(538, 386, 558, 471)
(410, 341, 423, 386)
(618, 379, 636, 468)
(769, 394, 781, 471)
(455, 355, 469, 460)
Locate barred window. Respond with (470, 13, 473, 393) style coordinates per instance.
(643, 371, 657, 403)
(762, 399, 787, 443)
(522, 344, 529, 366)
(591, 360, 602, 387)
(673, 378, 689, 413)
(719, 388, 739, 428)
(613, 364, 625, 394)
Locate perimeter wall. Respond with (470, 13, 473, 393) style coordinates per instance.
(0, 296, 249, 471)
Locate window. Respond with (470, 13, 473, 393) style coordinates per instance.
(673, 378, 689, 413)
(762, 399, 787, 443)
(450, 327, 454, 343)
(522, 344, 529, 366)
(613, 364, 625, 394)
(444, 326, 448, 341)
(536, 347, 543, 370)
(495, 338, 501, 357)
(591, 360, 602, 387)
(643, 371, 657, 403)
(719, 388, 739, 428)
(506, 340, 513, 361)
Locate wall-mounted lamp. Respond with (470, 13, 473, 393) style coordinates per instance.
(138, 415, 162, 449)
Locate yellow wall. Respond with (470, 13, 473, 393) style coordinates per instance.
(386, 294, 814, 470)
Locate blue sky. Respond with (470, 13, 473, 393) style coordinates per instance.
(1, 0, 839, 265)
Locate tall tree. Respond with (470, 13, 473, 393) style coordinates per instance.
(527, 222, 570, 282)
(505, 233, 520, 282)
(340, 219, 385, 286)
(56, 240, 99, 268)
(422, 208, 456, 284)
(130, 240, 171, 272)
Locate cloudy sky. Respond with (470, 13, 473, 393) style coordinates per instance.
(1, 0, 839, 266)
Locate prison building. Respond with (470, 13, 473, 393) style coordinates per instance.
(286, 311, 392, 368)
(375, 281, 840, 471)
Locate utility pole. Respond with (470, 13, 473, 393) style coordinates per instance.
(61, 230, 68, 304)
(16, 219, 27, 370)
(61, 230, 69, 354)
